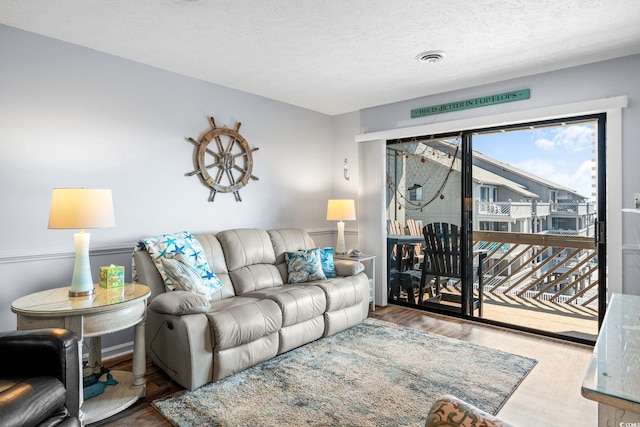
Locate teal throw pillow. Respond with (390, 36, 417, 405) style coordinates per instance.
(285, 248, 327, 284)
(319, 247, 337, 278)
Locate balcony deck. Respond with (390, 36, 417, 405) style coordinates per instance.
(397, 287, 599, 342)
(387, 228, 602, 342)
(481, 293, 598, 341)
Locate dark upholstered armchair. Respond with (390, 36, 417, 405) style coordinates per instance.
(0, 328, 80, 427)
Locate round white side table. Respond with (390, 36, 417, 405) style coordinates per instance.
(11, 283, 150, 424)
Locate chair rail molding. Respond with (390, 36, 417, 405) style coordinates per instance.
(0, 245, 135, 264)
(1, 229, 347, 265)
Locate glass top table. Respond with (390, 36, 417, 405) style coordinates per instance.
(581, 293, 640, 413)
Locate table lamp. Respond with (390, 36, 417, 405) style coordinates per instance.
(48, 188, 115, 297)
(326, 199, 356, 255)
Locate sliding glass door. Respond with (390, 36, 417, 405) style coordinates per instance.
(470, 115, 605, 342)
(385, 114, 606, 343)
(386, 134, 467, 315)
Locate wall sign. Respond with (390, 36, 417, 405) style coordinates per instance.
(411, 89, 530, 118)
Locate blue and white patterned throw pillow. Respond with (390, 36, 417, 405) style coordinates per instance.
(285, 248, 327, 284)
(319, 247, 337, 278)
(161, 254, 222, 301)
(137, 231, 222, 293)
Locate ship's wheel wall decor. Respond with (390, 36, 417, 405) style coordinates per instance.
(186, 116, 259, 202)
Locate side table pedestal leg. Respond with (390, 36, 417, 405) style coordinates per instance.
(132, 320, 146, 394)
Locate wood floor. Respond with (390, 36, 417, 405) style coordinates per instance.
(93, 305, 597, 427)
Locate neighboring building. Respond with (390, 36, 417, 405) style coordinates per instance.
(472, 151, 596, 237)
(386, 139, 596, 237)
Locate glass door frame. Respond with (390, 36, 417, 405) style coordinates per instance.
(386, 113, 607, 337)
(385, 133, 465, 316)
(463, 113, 607, 330)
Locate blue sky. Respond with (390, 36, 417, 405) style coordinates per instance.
(472, 122, 597, 200)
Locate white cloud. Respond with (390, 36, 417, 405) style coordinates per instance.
(554, 125, 594, 153)
(535, 138, 555, 151)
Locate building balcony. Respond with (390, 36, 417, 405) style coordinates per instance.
(476, 201, 533, 219)
(475, 201, 596, 221)
(550, 202, 596, 216)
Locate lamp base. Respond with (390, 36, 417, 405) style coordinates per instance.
(335, 220, 347, 255)
(69, 288, 95, 297)
(68, 231, 95, 297)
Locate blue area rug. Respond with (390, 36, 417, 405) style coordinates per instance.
(152, 318, 536, 426)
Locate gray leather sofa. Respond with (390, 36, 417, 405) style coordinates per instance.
(134, 228, 369, 390)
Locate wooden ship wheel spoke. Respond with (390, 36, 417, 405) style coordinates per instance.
(186, 117, 259, 202)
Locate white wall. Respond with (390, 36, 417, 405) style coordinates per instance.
(0, 25, 337, 344)
(4, 21, 639, 347)
(329, 111, 361, 251)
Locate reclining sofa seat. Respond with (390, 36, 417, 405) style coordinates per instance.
(136, 228, 369, 390)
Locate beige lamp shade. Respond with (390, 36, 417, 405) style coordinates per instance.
(48, 188, 115, 229)
(326, 199, 356, 221)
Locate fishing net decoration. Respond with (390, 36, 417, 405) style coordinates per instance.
(386, 137, 460, 212)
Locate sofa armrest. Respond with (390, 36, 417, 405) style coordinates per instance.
(334, 259, 365, 277)
(148, 291, 211, 315)
(0, 328, 80, 418)
(425, 395, 512, 427)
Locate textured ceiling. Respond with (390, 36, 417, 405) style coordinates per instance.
(2, 0, 639, 115)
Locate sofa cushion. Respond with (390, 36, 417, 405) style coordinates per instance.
(217, 229, 277, 271)
(245, 285, 326, 327)
(148, 291, 211, 315)
(193, 234, 235, 301)
(206, 299, 282, 351)
(313, 276, 364, 312)
(268, 228, 317, 282)
(285, 248, 326, 283)
(268, 228, 316, 264)
(217, 229, 283, 294)
(208, 295, 262, 311)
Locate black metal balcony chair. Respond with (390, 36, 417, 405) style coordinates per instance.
(387, 219, 425, 302)
(418, 222, 485, 314)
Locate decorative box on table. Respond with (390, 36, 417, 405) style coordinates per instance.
(99, 265, 124, 288)
(105, 286, 125, 304)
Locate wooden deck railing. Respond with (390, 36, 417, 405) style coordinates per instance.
(472, 230, 598, 308)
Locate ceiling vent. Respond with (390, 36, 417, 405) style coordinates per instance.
(415, 50, 446, 63)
